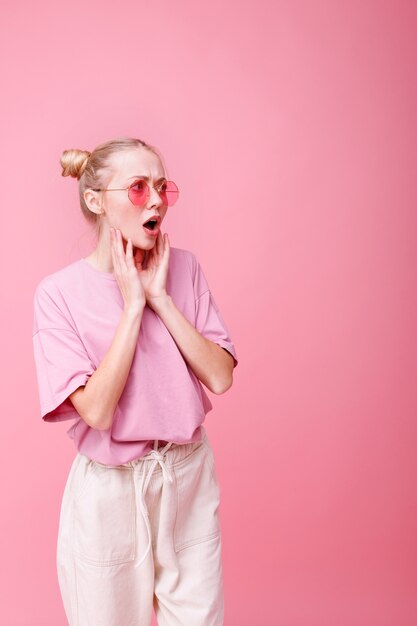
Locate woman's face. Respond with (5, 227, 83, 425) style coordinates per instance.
(98, 147, 169, 253)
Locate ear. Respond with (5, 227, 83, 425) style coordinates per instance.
(84, 189, 104, 216)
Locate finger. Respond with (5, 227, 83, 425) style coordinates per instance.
(156, 233, 168, 272)
(113, 228, 121, 262)
(125, 237, 133, 268)
(161, 233, 167, 256)
(156, 230, 163, 258)
(163, 232, 170, 262)
(117, 229, 128, 271)
(110, 229, 120, 274)
(153, 233, 159, 258)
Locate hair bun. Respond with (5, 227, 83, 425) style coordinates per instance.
(60, 149, 91, 180)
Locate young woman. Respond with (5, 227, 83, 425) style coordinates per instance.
(32, 137, 238, 626)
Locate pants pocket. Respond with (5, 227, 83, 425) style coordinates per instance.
(73, 455, 97, 501)
(72, 463, 136, 566)
(174, 443, 221, 552)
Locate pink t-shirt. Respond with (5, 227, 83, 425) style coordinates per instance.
(32, 247, 238, 465)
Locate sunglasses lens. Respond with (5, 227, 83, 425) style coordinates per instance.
(128, 180, 179, 207)
(160, 181, 179, 207)
(128, 180, 148, 206)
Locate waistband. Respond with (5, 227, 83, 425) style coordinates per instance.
(130, 425, 207, 468)
(91, 425, 208, 471)
(120, 425, 208, 569)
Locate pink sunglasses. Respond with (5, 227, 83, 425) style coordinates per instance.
(93, 178, 179, 207)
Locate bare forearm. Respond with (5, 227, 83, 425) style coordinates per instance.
(79, 306, 144, 430)
(150, 294, 234, 394)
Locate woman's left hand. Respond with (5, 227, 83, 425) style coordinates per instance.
(137, 230, 170, 309)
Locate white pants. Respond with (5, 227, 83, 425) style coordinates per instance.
(56, 425, 224, 625)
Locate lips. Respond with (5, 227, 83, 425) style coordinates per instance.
(142, 215, 161, 238)
(143, 215, 161, 231)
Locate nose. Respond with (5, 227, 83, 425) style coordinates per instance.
(148, 184, 164, 209)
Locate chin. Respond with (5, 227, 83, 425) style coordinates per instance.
(124, 233, 155, 247)
(143, 239, 157, 248)
(131, 238, 156, 254)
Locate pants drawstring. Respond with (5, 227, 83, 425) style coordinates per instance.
(134, 439, 174, 568)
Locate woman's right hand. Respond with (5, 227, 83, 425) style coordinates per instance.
(110, 228, 146, 312)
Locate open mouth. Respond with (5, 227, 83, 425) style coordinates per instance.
(142, 216, 161, 237)
(143, 219, 158, 231)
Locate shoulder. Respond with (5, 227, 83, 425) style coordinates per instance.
(169, 246, 199, 276)
(33, 260, 82, 308)
(169, 246, 211, 300)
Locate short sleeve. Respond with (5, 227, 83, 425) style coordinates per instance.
(188, 251, 238, 368)
(32, 278, 96, 422)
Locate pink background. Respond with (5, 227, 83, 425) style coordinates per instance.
(1, 0, 416, 624)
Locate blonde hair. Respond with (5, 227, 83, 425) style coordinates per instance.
(60, 136, 163, 234)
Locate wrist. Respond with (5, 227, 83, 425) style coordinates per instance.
(123, 302, 145, 318)
(147, 292, 172, 313)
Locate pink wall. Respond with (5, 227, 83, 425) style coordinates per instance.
(1, 0, 416, 624)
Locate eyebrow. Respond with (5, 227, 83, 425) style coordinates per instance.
(127, 175, 166, 182)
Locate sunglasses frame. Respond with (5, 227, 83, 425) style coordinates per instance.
(92, 178, 179, 207)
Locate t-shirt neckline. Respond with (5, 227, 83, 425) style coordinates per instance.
(80, 257, 117, 281)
